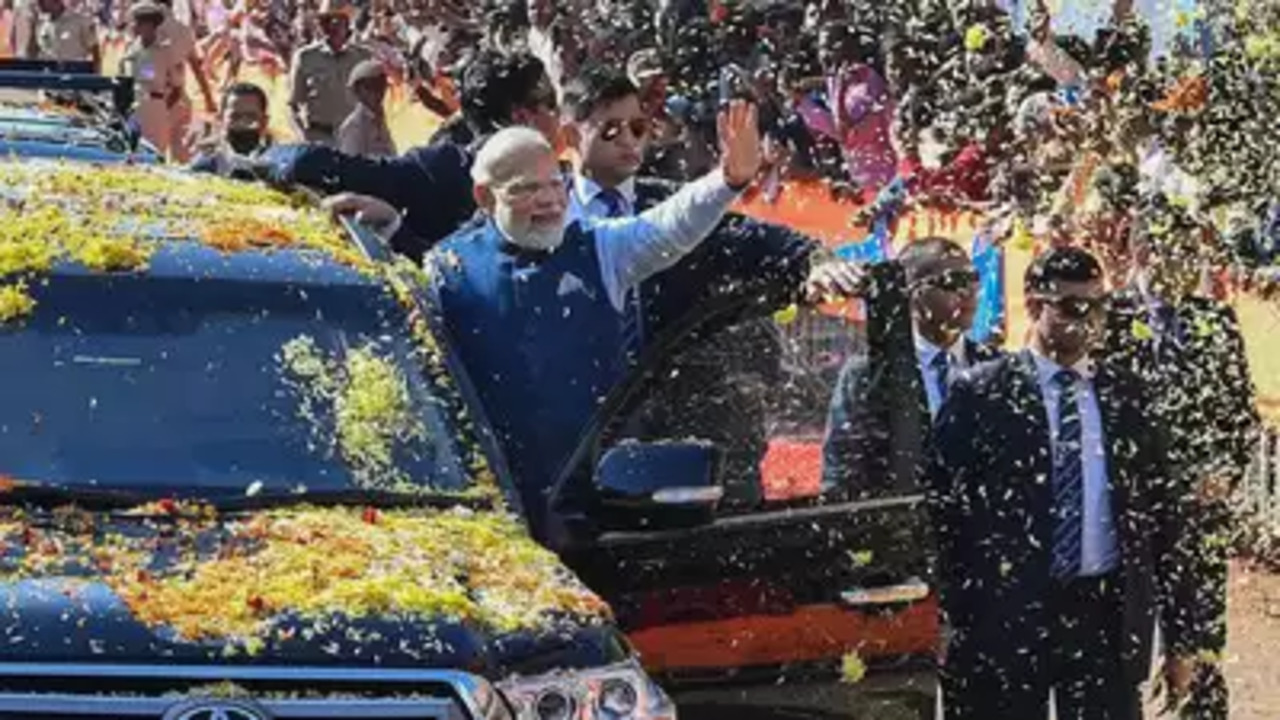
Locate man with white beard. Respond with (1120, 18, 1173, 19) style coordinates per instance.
(426, 100, 760, 540)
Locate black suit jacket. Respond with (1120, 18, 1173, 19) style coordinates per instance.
(821, 264, 1002, 499)
(1102, 291, 1260, 652)
(926, 350, 1192, 688)
(1103, 291, 1260, 488)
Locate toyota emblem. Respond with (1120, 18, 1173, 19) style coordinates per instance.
(162, 699, 272, 720)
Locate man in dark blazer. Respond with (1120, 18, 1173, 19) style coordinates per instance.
(260, 50, 559, 261)
(1102, 200, 1260, 719)
(823, 237, 1001, 499)
(927, 246, 1200, 720)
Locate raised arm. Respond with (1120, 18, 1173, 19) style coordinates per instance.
(1025, 0, 1085, 87)
(594, 101, 761, 309)
(258, 141, 474, 256)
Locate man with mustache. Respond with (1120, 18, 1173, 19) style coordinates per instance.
(823, 237, 999, 499)
(421, 101, 760, 542)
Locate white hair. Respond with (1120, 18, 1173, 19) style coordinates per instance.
(470, 127, 554, 186)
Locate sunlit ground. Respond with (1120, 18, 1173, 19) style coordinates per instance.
(1222, 562, 1280, 719)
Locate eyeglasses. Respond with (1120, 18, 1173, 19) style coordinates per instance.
(1033, 294, 1104, 320)
(597, 118, 652, 143)
(498, 175, 567, 203)
(914, 268, 980, 294)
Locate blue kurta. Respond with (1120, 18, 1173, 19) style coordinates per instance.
(432, 220, 633, 534)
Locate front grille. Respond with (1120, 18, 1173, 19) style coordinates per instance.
(0, 663, 500, 720)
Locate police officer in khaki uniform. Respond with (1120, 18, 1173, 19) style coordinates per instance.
(118, 2, 179, 157)
(11, 0, 39, 60)
(287, 0, 371, 146)
(32, 0, 99, 68)
(153, 0, 216, 162)
(336, 59, 396, 157)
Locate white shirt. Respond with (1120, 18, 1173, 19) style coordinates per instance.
(509, 170, 737, 313)
(914, 332, 967, 418)
(1030, 351, 1120, 577)
(567, 174, 637, 223)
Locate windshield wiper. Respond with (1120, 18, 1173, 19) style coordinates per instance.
(0, 481, 152, 511)
(212, 487, 494, 513)
(0, 481, 495, 514)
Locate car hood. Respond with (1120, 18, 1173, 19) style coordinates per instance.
(0, 503, 622, 676)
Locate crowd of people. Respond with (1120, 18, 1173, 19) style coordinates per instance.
(2, 0, 1276, 719)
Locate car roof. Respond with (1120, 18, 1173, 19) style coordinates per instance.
(0, 158, 381, 289)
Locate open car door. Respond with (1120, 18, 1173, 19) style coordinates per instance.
(548, 263, 937, 718)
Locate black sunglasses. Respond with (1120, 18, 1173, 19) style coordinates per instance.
(1035, 295, 1104, 320)
(915, 268, 980, 293)
(599, 118, 652, 142)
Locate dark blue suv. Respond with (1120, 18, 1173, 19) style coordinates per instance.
(0, 146, 675, 719)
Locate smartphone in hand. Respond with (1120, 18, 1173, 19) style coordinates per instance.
(718, 64, 753, 108)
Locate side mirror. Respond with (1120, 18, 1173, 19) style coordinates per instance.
(594, 441, 723, 530)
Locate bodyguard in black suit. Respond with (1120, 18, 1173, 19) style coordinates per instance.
(927, 247, 1198, 720)
(1102, 203, 1260, 719)
(823, 237, 1001, 499)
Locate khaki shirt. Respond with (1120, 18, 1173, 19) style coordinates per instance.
(157, 15, 197, 86)
(35, 9, 96, 62)
(337, 103, 396, 157)
(288, 41, 372, 131)
(119, 42, 177, 100)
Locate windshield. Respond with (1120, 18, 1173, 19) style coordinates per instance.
(0, 270, 475, 499)
(0, 88, 139, 157)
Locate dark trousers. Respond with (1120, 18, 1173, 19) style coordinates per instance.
(943, 574, 1142, 720)
(1048, 574, 1142, 720)
(1181, 500, 1231, 720)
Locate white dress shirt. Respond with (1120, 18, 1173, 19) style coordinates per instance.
(1030, 351, 1120, 577)
(533, 170, 738, 312)
(914, 332, 967, 418)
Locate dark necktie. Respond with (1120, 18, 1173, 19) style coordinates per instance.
(930, 352, 951, 407)
(1051, 369, 1084, 581)
(595, 188, 642, 359)
(597, 188, 628, 218)
(1153, 303, 1187, 348)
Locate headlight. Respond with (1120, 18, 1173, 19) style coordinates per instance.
(497, 659, 676, 720)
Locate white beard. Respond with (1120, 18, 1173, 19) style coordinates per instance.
(507, 224, 565, 251)
(496, 207, 565, 251)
